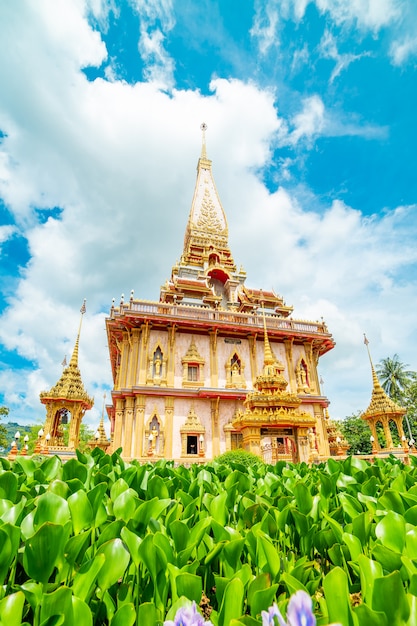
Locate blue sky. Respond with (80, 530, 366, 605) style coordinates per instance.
(0, 0, 417, 431)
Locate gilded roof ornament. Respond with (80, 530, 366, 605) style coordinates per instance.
(40, 301, 93, 408)
(361, 335, 405, 421)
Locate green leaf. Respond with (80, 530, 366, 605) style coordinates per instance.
(357, 554, 383, 607)
(218, 578, 244, 626)
(23, 522, 66, 584)
(323, 566, 355, 626)
(120, 526, 142, 568)
(96, 538, 130, 592)
(342, 532, 363, 560)
(209, 491, 228, 526)
(256, 535, 280, 579)
(110, 603, 136, 626)
(250, 585, 279, 619)
(354, 604, 388, 626)
(68, 490, 94, 534)
(71, 596, 93, 626)
(375, 511, 405, 553)
(406, 528, 417, 559)
(293, 482, 313, 515)
(113, 488, 139, 521)
(72, 554, 105, 602)
(281, 572, 308, 595)
(62, 459, 88, 484)
(372, 544, 403, 572)
(0, 591, 25, 626)
(372, 571, 410, 625)
(169, 520, 190, 553)
(176, 573, 203, 603)
(34, 492, 71, 528)
(137, 602, 158, 626)
(0, 471, 18, 501)
(40, 587, 73, 626)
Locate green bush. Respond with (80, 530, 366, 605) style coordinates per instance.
(214, 448, 264, 468)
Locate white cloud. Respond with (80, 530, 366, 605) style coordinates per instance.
(289, 95, 325, 144)
(318, 29, 371, 82)
(251, 0, 417, 66)
(0, 225, 16, 251)
(0, 1, 416, 430)
(279, 94, 387, 147)
(250, 0, 280, 54)
(314, 0, 401, 31)
(129, 0, 176, 89)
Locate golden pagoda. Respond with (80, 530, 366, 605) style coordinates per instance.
(40, 301, 94, 453)
(232, 316, 320, 463)
(106, 126, 335, 461)
(361, 336, 407, 452)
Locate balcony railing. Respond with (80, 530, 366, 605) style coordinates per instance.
(110, 299, 329, 336)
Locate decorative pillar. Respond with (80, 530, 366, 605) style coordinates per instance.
(303, 342, 316, 393)
(209, 330, 218, 387)
(240, 425, 261, 457)
(167, 326, 176, 386)
(128, 329, 141, 387)
(165, 396, 174, 458)
(138, 323, 150, 385)
(297, 427, 310, 463)
(123, 396, 135, 458)
(211, 397, 220, 457)
(313, 404, 330, 457)
(119, 331, 130, 389)
(381, 416, 394, 449)
(133, 395, 145, 458)
(112, 398, 125, 452)
(248, 334, 258, 384)
(284, 339, 296, 392)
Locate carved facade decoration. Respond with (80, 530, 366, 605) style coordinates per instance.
(225, 351, 246, 389)
(182, 339, 205, 387)
(180, 406, 205, 457)
(147, 342, 167, 386)
(144, 411, 165, 457)
(296, 357, 311, 393)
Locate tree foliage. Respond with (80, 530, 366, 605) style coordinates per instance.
(340, 412, 373, 455)
(376, 354, 414, 404)
(0, 407, 9, 449)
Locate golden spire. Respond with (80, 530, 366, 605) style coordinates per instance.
(181, 124, 234, 268)
(362, 335, 405, 419)
(262, 308, 276, 367)
(40, 300, 93, 408)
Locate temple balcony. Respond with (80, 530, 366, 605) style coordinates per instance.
(109, 299, 334, 353)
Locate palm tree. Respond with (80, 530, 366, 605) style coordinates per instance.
(376, 354, 414, 404)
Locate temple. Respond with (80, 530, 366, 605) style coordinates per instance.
(361, 337, 408, 453)
(39, 302, 94, 454)
(106, 126, 336, 462)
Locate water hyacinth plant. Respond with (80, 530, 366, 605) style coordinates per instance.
(0, 450, 416, 625)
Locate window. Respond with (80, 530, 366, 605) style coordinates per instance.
(187, 365, 199, 382)
(187, 435, 198, 455)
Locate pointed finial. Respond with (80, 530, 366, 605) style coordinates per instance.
(363, 334, 380, 388)
(80, 299, 86, 315)
(200, 122, 207, 159)
(262, 308, 276, 366)
(61, 355, 67, 368)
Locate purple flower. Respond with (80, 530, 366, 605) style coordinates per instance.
(286, 591, 316, 626)
(164, 601, 213, 626)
